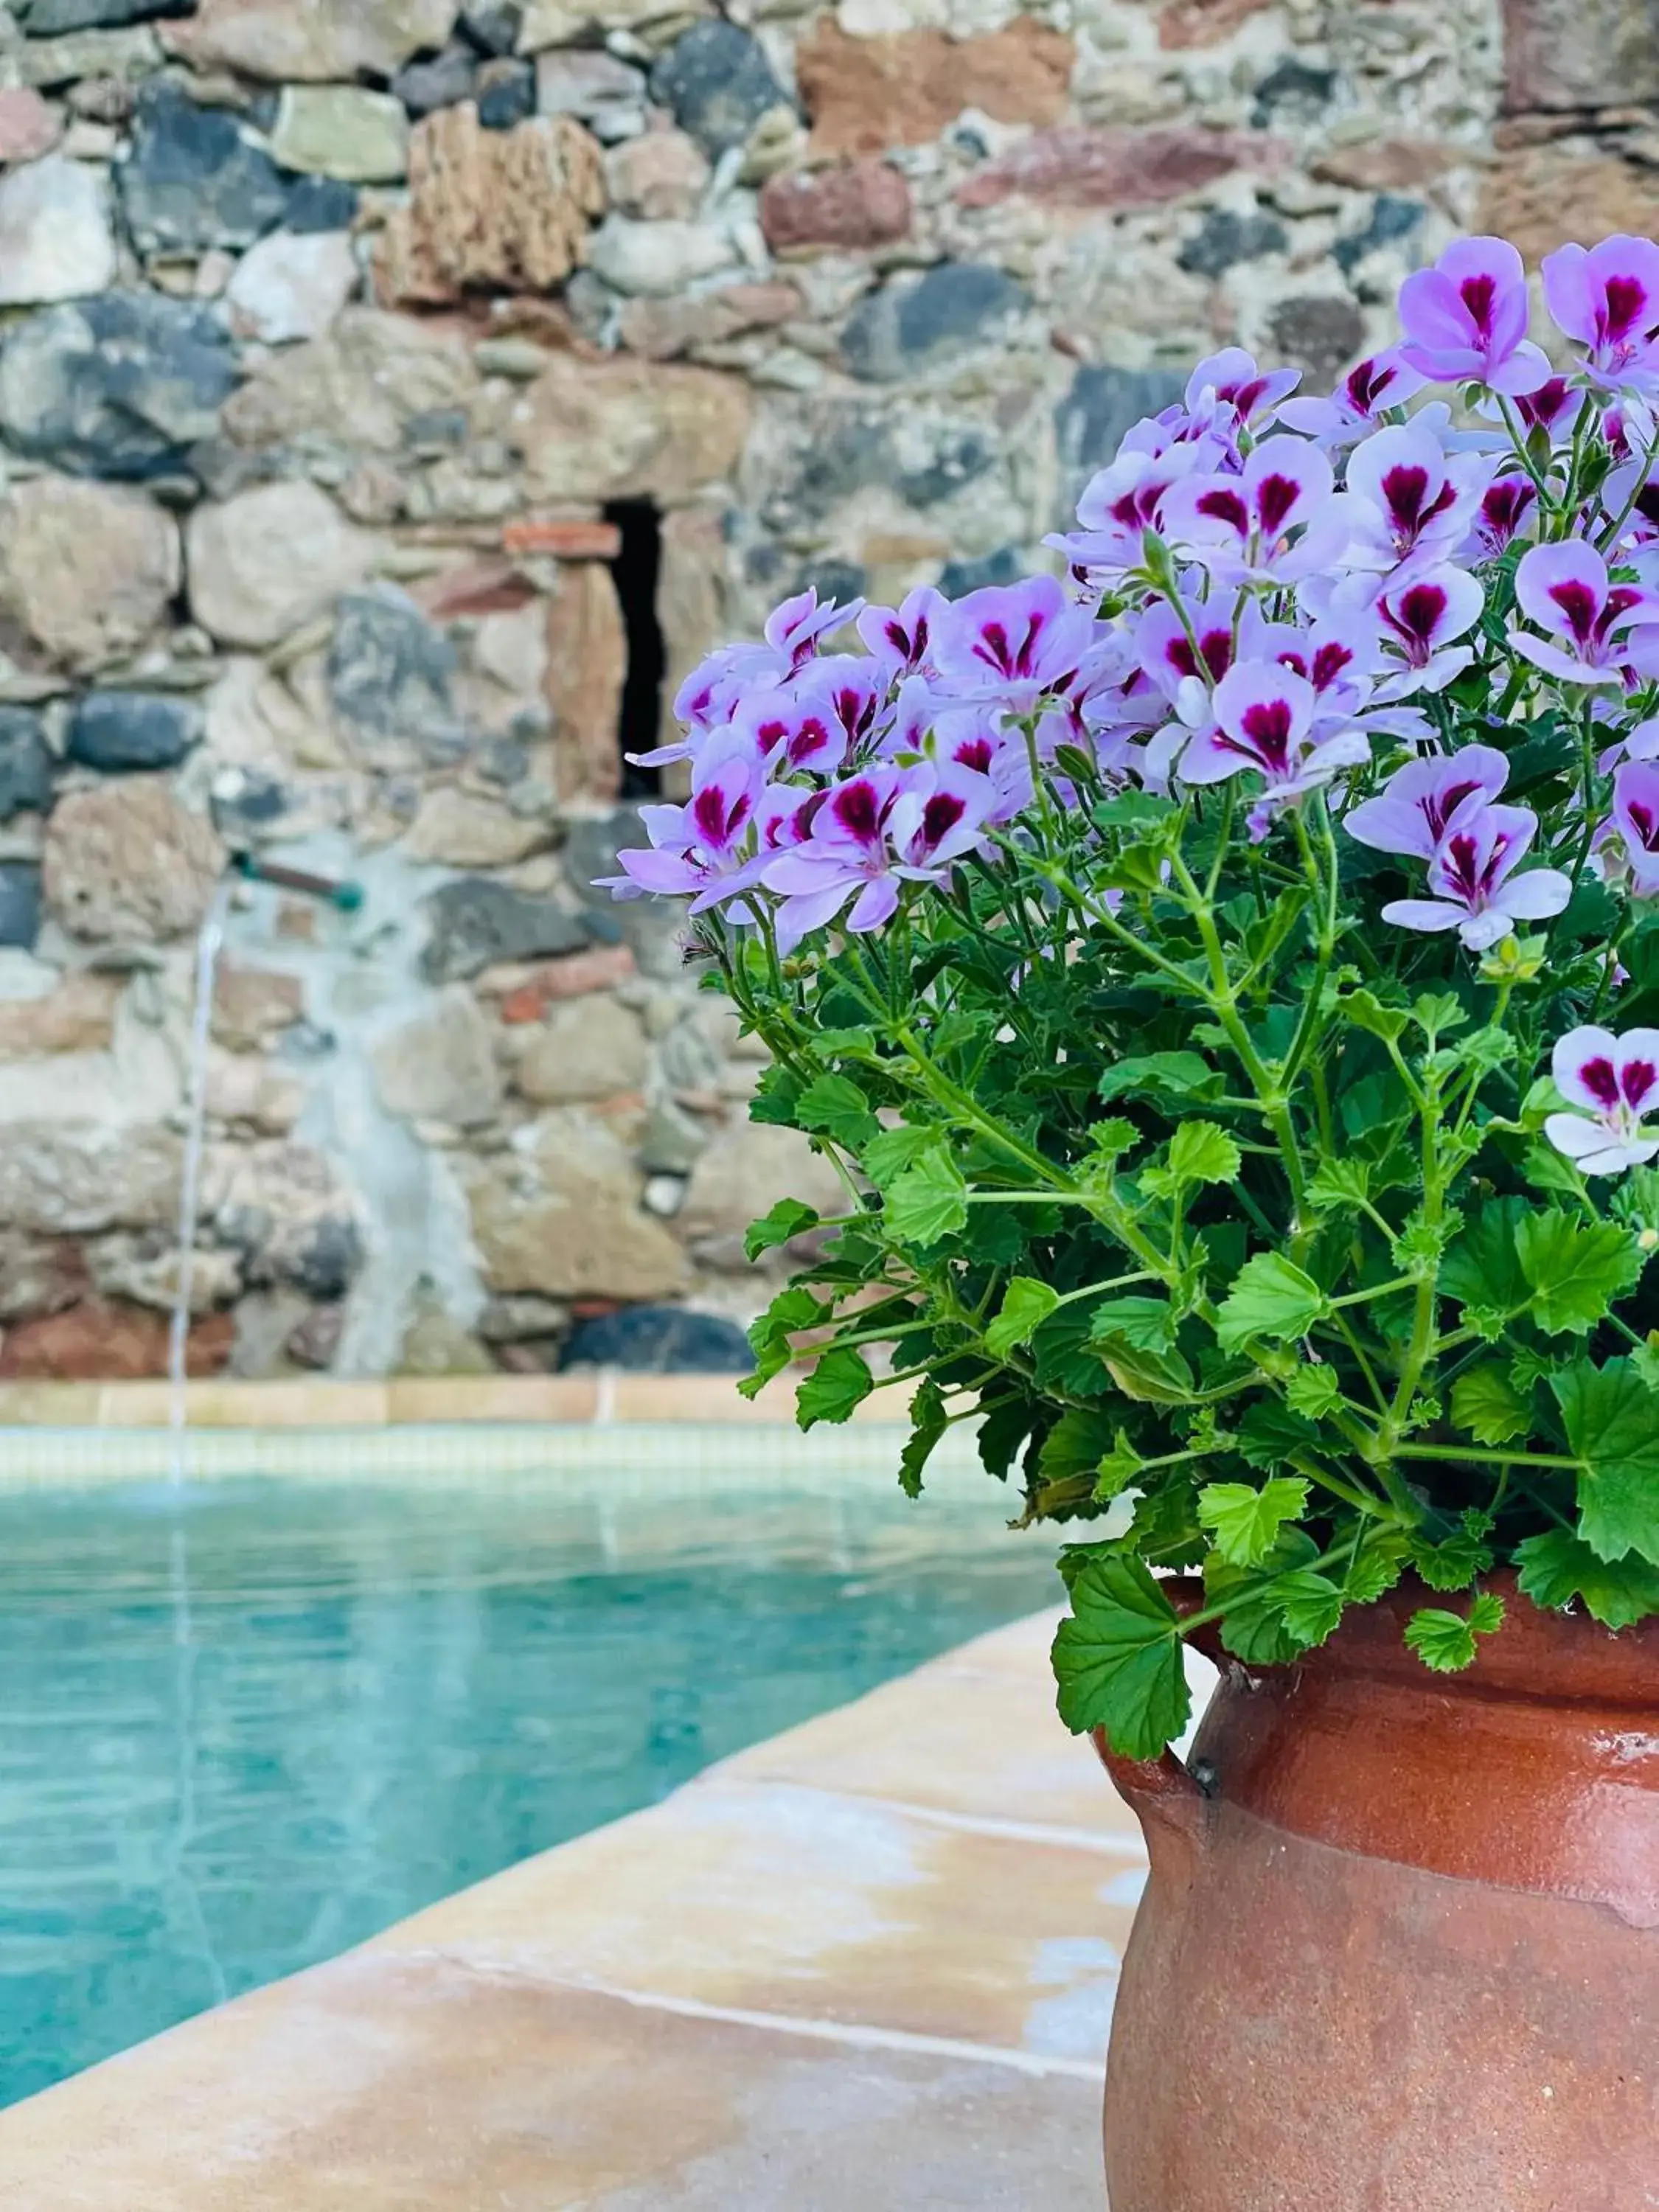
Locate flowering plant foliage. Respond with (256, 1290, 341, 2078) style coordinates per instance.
(607, 234, 1659, 1759)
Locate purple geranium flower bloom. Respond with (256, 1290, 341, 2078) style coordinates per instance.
(764, 585, 865, 669)
(1605, 759, 1659, 897)
(601, 735, 766, 913)
(1336, 422, 1491, 575)
(1466, 473, 1538, 560)
(1509, 541, 1659, 688)
(857, 585, 946, 680)
(1397, 236, 1551, 395)
(1053, 441, 1215, 583)
(1545, 1024, 1659, 1174)
(635, 641, 784, 767)
(1276, 348, 1426, 448)
(930, 707, 1035, 825)
(1343, 745, 1510, 860)
(1382, 801, 1571, 950)
(732, 680, 848, 780)
(762, 762, 994, 952)
(1175, 661, 1368, 809)
(1375, 563, 1486, 695)
(933, 575, 1097, 706)
(1133, 591, 1260, 700)
(1184, 348, 1301, 431)
(1511, 375, 1587, 445)
(1543, 236, 1659, 392)
(1160, 439, 1337, 585)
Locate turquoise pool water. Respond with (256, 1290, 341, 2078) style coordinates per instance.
(0, 1472, 1056, 2107)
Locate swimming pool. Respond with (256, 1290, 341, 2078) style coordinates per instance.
(0, 1463, 1057, 2107)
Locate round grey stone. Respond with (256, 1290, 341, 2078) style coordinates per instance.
(66, 691, 202, 773)
(558, 1304, 754, 1374)
(0, 863, 41, 949)
(841, 262, 1029, 384)
(0, 709, 53, 822)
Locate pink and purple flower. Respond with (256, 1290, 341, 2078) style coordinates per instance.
(1545, 1025, 1659, 1174)
(1397, 237, 1551, 395)
(1382, 801, 1571, 951)
(1542, 236, 1659, 394)
(1509, 542, 1659, 688)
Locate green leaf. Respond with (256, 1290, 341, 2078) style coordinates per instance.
(1093, 1335, 1197, 1404)
(1408, 1525, 1492, 1591)
(1166, 1120, 1242, 1186)
(1468, 1590, 1506, 1637)
(1087, 1117, 1139, 1162)
(1341, 987, 1409, 1043)
(796, 1073, 880, 1149)
(1405, 1604, 1484, 1672)
(978, 1397, 1036, 1481)
(796, 1346, 874, 1432)
(1284, 1366, 1340, 1421)
(984, 1277, 1060, 1360)
(1273, 1569, 1346, 1648)
(1551, 1358, 1659, 1565)
(743, 1198, 821, 1264)
(1516, 1211, 1644, 1335)
(884, 1144, 969, 1246)
(1235, 1399, 1321, 1470)
(1197, 1478, 1312, 1568)
(1215, 1253, 1326, 1352)
(1345, 1525, 1408, 1605)
(1088, 1295, 1177, 1353)
(1441, 1199, 1531, 1339)
(897, 1377, 947, 1499)
(1097, 1051, 1222, 1107)
(1634, 1333, 1659, 1393)
(742, 1283, 829, 1393)
(1514, 1528, 1659, 1630)
(862, 1124, 939, 1189)
(1451, 1366, 1533, 1447)
(1037, 1408, 1118, 1483)
(1093, 1430, 1146, 1500)
(1307, 1156, 1374, 1214)
(748, 1065, 803, 1128)
(1051, 1555, 1191, 1756)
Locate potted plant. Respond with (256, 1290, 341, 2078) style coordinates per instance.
(604, 232, 1659, 2207)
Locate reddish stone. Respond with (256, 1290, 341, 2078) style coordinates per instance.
(414, 560, 540, 621)
(799, 19, 1074, 159)
(502, 518, 622, 560)
(1500, 0, 1659, 114)
(493, 944, 639, 1020)
(759, 161, 911, 253)
(957, 125, 1283, 211)
(1158, 0, 1271, 48)
(0, 1300, 234, 1382)
(0, 89, 62, 166)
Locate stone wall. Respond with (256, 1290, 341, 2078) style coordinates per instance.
(0, 0, 1639, 1379)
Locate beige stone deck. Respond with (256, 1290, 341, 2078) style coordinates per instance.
(0, 1607, 1142, 2211)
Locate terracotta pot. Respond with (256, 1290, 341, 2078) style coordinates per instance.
(1094, 1577, 1659, 2211)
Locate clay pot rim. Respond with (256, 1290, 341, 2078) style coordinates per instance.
(1172, 1569, 1659, 1712)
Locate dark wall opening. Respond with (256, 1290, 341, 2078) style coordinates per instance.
(605, 501, 666, 798)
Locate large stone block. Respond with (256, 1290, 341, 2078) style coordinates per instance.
(679, 1117, 847, 1272)
(841, 262, 1029, 383)
(1500, 0, 1659, 114)
(760, 159, 911, 253)
(161, 0, 461, 81)
(222, 307, 479, 459)
(546, 560, 625, 804)
(1483, 146, 1659, 265)
(0, 1298, 234, 1380)
(649, 21, 788, 159)
(187, 481, 375, 650)
(43, 777, 225, 942)
(225, 229, 358, 344)
(0, 291, 237, 480)
(513, 995, 647, 1103)
(799, 18, 1073, 159)
(512, 352, 750, 504)
(66, 691, 202, 773)
(271, 86, 411, 183)
(0, 710, 53, 821)
(420, 877, 597, 981)
(0, 476, 180, 671)
(327, 588, 462, 764)
(119, 83, 290, 254)
(0, 154, 116, 305)
(371, 984, 503, 1127)
(401, 788, 552, 867)
(374, 104, 602, 305)
(0, 1121, 181, 1233)
(14, 0, 192, 27)
(463, 1107, 689, 1300)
